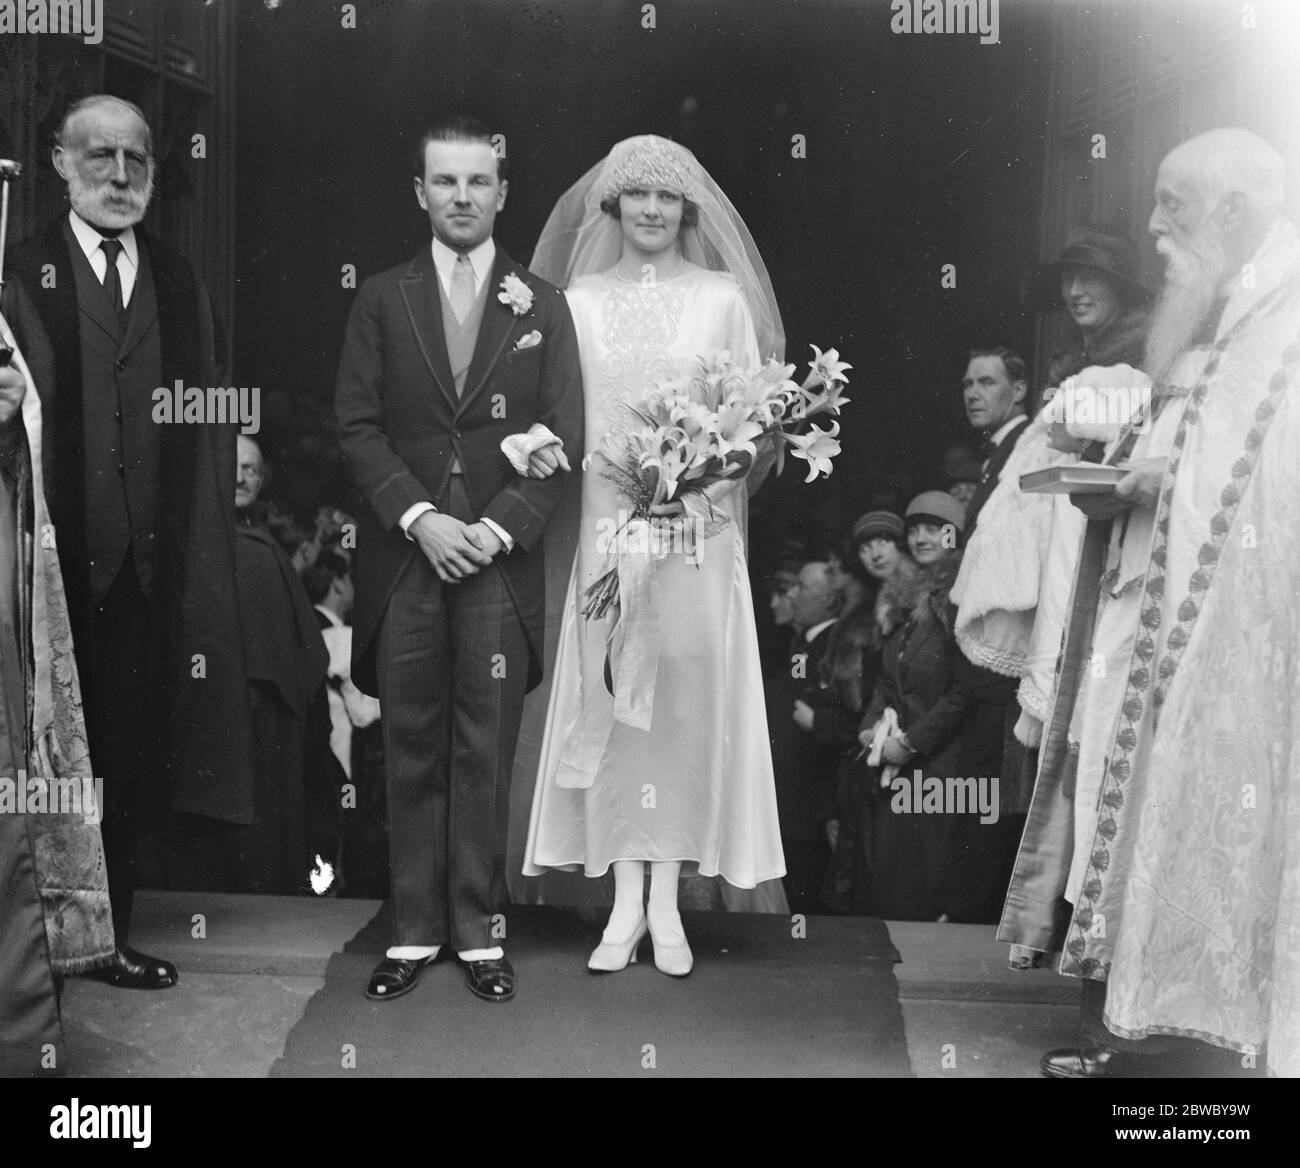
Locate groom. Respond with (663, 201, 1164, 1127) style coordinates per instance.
(335, 116, 583, 1003)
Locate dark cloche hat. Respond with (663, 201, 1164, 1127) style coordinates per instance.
(851, 510, 905, 547)
(1023, 223, 1153, 313)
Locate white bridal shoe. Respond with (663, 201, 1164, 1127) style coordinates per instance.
(647, 910, 693, 978)
(588, 910, 648, 973)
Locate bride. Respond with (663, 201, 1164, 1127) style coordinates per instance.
(522, 135, 786, 976)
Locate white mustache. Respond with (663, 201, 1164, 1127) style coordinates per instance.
(68, 170, 153, 225)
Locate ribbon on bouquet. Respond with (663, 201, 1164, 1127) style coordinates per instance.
(556, 519, 668, 788)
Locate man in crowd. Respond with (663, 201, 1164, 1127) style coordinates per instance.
(1003, 127, 1300, 1078)
(303, 547, 379, 892)
(5, 95, 252, 988)
(168, 436, 326, 894)
(935, 347, 1035, 922)
(767, 560, 847, 913)
(304, 550, 379, 766)
(961, 346, 1031, 535)
(758, 553, 803, 675)
(305, 548, 387, 899)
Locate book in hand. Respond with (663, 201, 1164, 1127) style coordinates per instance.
(1019, 464, 1129, 494)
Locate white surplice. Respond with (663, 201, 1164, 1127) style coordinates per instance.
(1061, 218, 1300, 1075)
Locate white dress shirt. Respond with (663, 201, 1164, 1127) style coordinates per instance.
(980, 413, 1026, 475)
(988, 414, 1024, 449)
(804, 618, 837, 644)
(398, 235, 514, 552)
(431, 234, 494, 298)
(68, 210, 139, 304)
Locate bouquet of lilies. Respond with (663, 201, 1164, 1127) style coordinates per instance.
(582, 344, 851, 620)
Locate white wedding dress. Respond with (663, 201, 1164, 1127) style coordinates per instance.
(522, 264, 786, 888)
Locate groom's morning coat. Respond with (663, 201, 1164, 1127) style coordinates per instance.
(335, 245, 584, 695)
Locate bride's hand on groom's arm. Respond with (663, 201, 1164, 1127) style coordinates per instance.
(526, 442, 570, 479)
(409, 511, 494, 582)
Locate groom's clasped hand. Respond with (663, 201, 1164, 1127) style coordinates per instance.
(412, 429, 572, 581)
(409, 510, 500, 582)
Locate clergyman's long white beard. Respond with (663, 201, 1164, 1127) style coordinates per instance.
(1145, 232, 1231, 385)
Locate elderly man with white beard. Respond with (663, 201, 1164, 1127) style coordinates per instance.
(1000, 127, 1300, 1078)
(5, 95, 253, 989)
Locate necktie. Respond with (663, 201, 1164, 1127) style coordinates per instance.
(100, 237, 126, 320)
(979, 437, 997, 461)
(450, 253, 475, 325)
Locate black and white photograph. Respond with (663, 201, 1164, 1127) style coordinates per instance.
(0, 0, 1297, 1122)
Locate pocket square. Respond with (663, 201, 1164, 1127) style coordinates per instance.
(513, 330, 543, 353)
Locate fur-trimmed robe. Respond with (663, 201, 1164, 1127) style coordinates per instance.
(951, 409, 1084, 748)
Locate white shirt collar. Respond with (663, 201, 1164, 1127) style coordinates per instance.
(430, 235, 495, 295)
(314, 604, 344, 628)
(68, 209, 138, 272)
(987, 414, 1025, 448)
(804, 618, 837, 643)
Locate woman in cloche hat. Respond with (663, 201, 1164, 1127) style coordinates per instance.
(850, 492, 968, 919)
(1024, 223, 1153, 389)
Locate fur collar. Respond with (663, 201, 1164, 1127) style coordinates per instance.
(875, 553, 961, 638)
(1046, 304, 1149, 384)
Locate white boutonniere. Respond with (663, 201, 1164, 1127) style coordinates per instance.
(513, 330, 543, 353)
(498, 272, 534, 316)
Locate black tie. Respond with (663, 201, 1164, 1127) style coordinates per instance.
(100, 237, 127, 320)
(979, 437, 997, 462)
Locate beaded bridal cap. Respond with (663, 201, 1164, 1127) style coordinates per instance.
(597, 135, 703, 204)
(531, 133, 785, 361)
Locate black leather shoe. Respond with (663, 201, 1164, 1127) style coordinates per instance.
(462, 955, 516, 1002)
(87, 946, 178, 990)
(365, 954, 437, 1001)
(1040, 1045, 1121, 1078)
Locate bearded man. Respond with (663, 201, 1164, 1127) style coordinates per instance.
(1001, 127, 1300, 1078)
(5, 95, 254, 989)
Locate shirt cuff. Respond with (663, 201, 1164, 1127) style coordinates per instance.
(480, 516, 514, 552)
(398, 501, 436, 540)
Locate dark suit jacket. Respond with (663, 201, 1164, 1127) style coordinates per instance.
(335, 243, 584, 695)
(767, 625, 843, 844)
(965, 416, 1030, 535)
(4, 219, 256, 824)
(235, 522, 328, 718)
